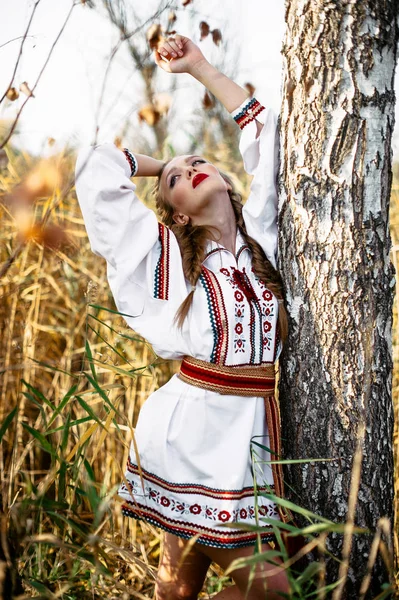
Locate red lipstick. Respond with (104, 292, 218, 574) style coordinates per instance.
(192, 173, 209, 189)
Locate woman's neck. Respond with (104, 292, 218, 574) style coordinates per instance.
(192, 194, 237, 255)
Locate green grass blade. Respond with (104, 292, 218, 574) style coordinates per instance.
(45, 416, 92, 435)
(83, 458, 96, 482)
(21, 379, 55, 411)
(87, 322, 132, 364)
(85, 340, 97, 381)
(0, 406, 18, 442)
(29, 357, 77, 377)
(88, 312, 149, 344)
(61, 411, 71, 454)
(224, 549, 283, 575)
(22, 422, 57, 457)
(88, 303, 137, 318)
(47, 384, 78, 428)
(258, 517, 302, 532)
(76, 395, 103, 427)
(84, 372, 122, 418)
(261, 493, 335, 525)
(295, 562, 324, 585)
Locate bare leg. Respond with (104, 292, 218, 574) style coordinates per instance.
(198, 542, 290, 600)
(155, 532, 211, 600)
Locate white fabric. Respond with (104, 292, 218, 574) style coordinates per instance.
(75, 103, 282, 546)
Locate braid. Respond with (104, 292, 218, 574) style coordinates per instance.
(216, 171, 288, 342)
(154, 162, 212, 327)
(229, 192, 288, 342)
(169, 223, 211, 327)
(154, 163, 288, 341)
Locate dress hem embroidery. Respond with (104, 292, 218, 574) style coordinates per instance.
(121, 501, 276, 549)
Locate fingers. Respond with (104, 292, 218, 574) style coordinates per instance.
(158, 36, 184, 59)
(154, 50, 171, 72)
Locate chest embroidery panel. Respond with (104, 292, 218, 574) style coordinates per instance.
(219, 266, 277, 365)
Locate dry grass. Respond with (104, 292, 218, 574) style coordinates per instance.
(0, 142, 244, 598)
(0, 144, 398, 598)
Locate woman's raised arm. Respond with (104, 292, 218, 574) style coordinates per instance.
(154, 35, 262, 136)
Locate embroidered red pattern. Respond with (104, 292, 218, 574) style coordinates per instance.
(125, 457, 270, 498)
(233, 98, 266, 130)
(200, 267, 229, 365)
(154, 223, 170, 300)
(121, 502, 275, 548)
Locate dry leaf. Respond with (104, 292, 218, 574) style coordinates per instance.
(24, 162, 60, 199)
(202, 91, 215, 110)
(168, 11, 177, 24)
(20, 81, 34, 98)
(245, 82, 256, 97)
(47, 137, 56, 147)
(146, 23, 163, 50)
(212, 29, 222, 46)
(153, 93, 172, 115)
(114, 136, 122, 149)
(14, 205, 33, 233)
(21, 223, 70, 250)
(138, 105, 161, 127)
(182, 0, 192, 6)
(6, 87, 19, 101)
(199, 21, 210, 40)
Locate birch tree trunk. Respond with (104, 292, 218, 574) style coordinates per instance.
(279, 1, 398, 595)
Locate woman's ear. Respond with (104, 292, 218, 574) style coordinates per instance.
(173, 213, 189, 225)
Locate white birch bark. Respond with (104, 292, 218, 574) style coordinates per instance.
(279, 1, 398, 594)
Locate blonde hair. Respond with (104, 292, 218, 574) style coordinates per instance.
(154, 163, 288, 342)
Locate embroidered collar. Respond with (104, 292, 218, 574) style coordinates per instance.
(202, 231, 250, 266)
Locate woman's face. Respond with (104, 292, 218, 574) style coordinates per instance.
(160, 155, 231, 225)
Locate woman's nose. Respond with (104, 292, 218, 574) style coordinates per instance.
(186, 166, 197, 178)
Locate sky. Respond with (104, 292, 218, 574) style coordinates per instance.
(0, 0, 398, 157)
(0, 0, 288, 155)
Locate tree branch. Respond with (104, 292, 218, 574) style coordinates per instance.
(0, 0, 42, 105)
(0, 1, 77, 149)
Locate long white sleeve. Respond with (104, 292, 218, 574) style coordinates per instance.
(231, 100, 279, 269)
(75, 143, 190, 358)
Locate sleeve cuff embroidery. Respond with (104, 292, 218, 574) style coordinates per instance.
(123, 148, 138, 177)
(232, 97, 265, 130)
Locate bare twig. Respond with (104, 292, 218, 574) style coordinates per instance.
(0, 1, 77, 149)
(92, 0, 172, 144)
(0, 35, 36, 51)
(0, 0, 42, 105)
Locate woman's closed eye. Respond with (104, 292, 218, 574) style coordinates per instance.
(169, 159, 206, 188)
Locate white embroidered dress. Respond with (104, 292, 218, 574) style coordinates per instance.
(75, 99, 281, 548)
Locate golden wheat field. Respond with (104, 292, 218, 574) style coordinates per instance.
(0, 142, 398, 598)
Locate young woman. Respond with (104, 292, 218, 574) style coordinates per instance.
(76, 34, 290, 600)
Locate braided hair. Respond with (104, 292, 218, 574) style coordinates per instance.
(154, 163, 288, 342)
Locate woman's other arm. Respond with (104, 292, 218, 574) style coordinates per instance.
(133, 153, 164, 177)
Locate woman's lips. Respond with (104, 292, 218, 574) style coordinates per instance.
(192, 173, 209, 188)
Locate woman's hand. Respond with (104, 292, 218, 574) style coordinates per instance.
(154, 35, 207, 75)
(154, 33, 249, 116)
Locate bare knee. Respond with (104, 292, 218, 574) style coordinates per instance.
(241, 567, 291, 600)
(155, 578, 200, 600)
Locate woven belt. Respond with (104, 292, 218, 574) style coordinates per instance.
(179, 356, 291, 523)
